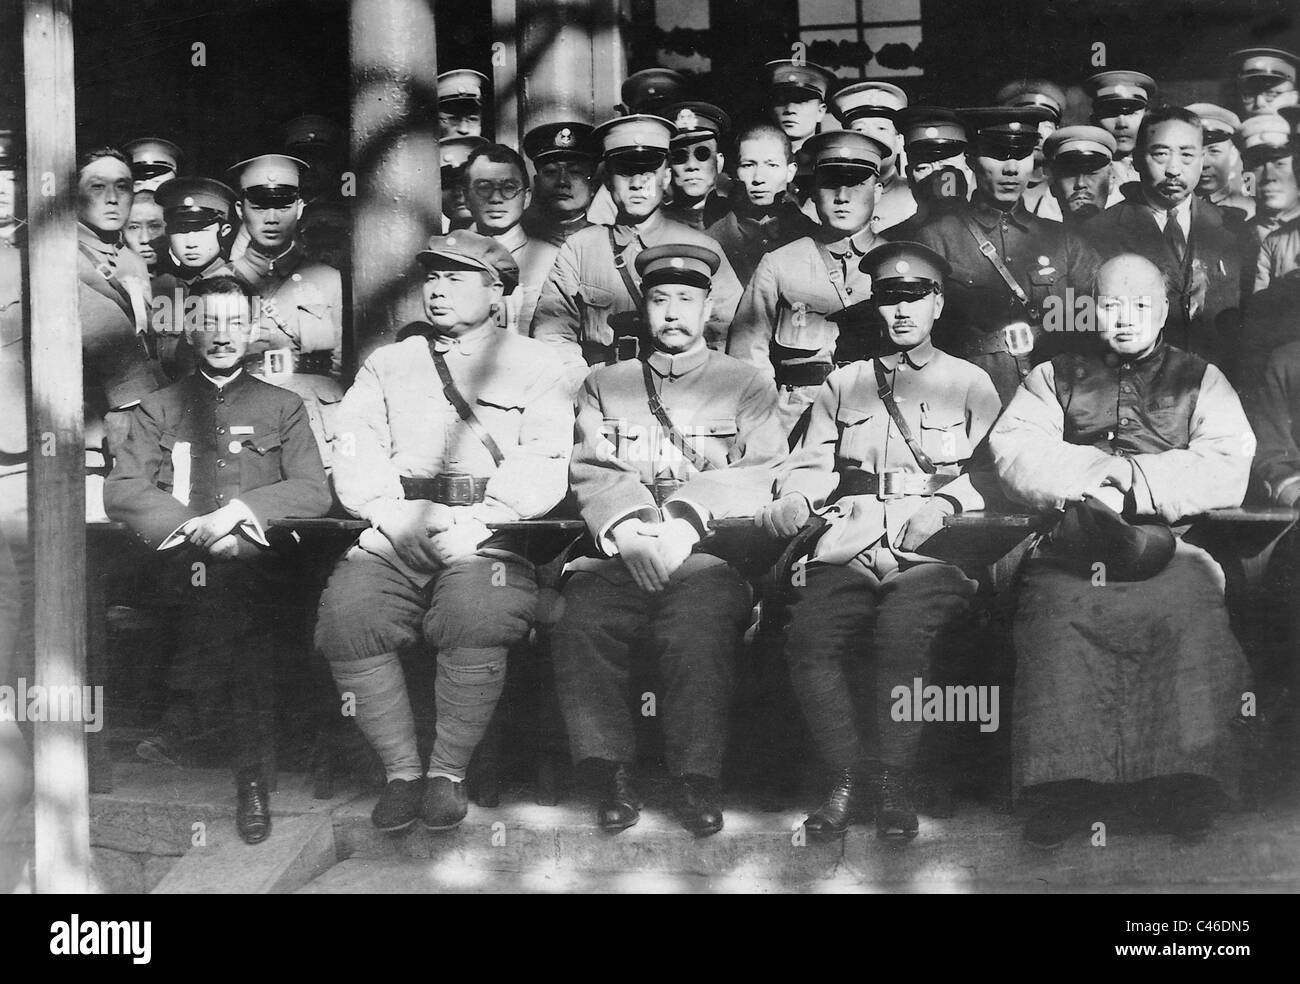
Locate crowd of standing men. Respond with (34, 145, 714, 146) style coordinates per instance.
(3, 41, 1300, 856)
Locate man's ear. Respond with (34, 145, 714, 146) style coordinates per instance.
(784, 161, 798, 185)
(932, 290, 945, 319)
(235, 200, 245, 222)
(702, 292, 715, 326)
(219, 222, 232, 240)
(815, 102, 827, 124)
(716, 152, 725, 174)
(660, 166, 672, 191)
(293, 199, 305, 221)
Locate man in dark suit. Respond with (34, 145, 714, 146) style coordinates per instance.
(1083, 106, 1248, 379)
(105, 275, 332, 844)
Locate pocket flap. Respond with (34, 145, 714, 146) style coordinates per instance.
(920, 408, 964, 430)
(579, 283, 615, 309)
(246, 432, 284, 455)
(836, 405, 874, 427)
(698, 417, 738, 437)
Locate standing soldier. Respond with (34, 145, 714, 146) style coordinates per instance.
(315, 232, 573, 833)
(908, 107, 1100, 403)
(1188, 104, 1254, 219)
(228, 154, 344, 464)
(437, 69, 489, 140)
(996, 78, 1068, 222)
(283, 113, 347, 206)
(530, 114, 742, 393)
(662, 102, 732, 231)
(1084, 71, 1156, 206)
(706, 122, 818, 287)
(552, 244, 786, 836)
(1229, 48, 1300, 120)
(122, 137, 183, 193)
(830, 81, 918, 234)
(151, 176, 238, 379)
(521, 121, 597, 246)
(883, 107, 974, 241)
(728, 131, 893, 439)
(1042, 125, 1116, 225)
(1238, 114, 1298, 291)
(755, 242, 1001, 842)
(766, 59, 838, 203)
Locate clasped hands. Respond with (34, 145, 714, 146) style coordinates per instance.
(1083, 457, 1135, 514)
(178, 503, 255, 560)
(380, 499, 494, 571)
(611, 517, 701, 594)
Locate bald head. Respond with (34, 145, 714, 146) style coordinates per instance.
(1096, 254, 1169, 358)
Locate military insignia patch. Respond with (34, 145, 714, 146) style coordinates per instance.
(675, 108, 698, 132)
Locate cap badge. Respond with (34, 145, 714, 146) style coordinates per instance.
(1114, 84, 1132, 99)
(556, 128, 574, 147)
(1037, 255, 1050, 267)
(670, 258, 684, 269)
(895, 260, 910, 274)
(675, 108, 698, 131)
(1009, 122, 1022, 131)
(184, 197, 195, 207)
(787, 74, 797, 82)
(924, 126, 939, 138)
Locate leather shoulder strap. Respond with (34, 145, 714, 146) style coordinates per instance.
(960, 215, 1029, 306)
(812, 238, 853, 308)
(428, 342, 505, 467)
(608, 226, 647, 319)
(874, 358, 936, 474)
(640, 359, 714, 473)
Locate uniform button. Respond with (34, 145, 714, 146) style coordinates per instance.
(846, 287, 853, 295)
(217, 459, 226, 468)
(215, 493, 224, 501)
(1120, 417, 1131, 426)
(216, 395, 225, 404)
(218, 427, 226, 435)
(1120, 385, 1132, 394)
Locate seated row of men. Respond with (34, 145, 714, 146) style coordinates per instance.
(100, 228, 1266, 857)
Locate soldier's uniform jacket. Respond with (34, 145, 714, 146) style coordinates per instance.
(1249, 339, 1300, 504)
(728, 228, 887, 379)
(990, 341, 1251, 523)
(78, 223, 167, 455)
(1084, 188, 1246, 376)
(706, 196, 819, 287)
(774, 348, 1002, 576)
(151, 256, 235, 379)
(492, 224, 559, 336)
(1253, 210, 1300, 292)
(0, 243, 25, 462)
(103, 369, 331, 550)
(522, 207, 594, 247)
(528, 210, 743, 391)
(332, 326, 573, 578)
(571, 346, 786, 554)
(231, 240, 345, 459)
(871, 174, 919, 234)
(663, 190, 732, 232)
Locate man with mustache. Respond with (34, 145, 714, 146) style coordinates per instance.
(1085, 107, 1247, 378)
(520, 121, 597, 246)
(530, 113, 742, 394)
(1085, 71, 1156, 207)
(907, 108, 1100, 404)
(1043, 125, 1116, 225)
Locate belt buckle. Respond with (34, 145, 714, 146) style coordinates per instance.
(1002, 321, 1035, 357)
(435, 473, 477, 506)
(878, 469, 906, 501)
(263, 347, 293, 377)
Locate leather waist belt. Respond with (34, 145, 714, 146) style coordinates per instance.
(643, 479, 684, 507)
(401, 473, 489, 505)
(0, 450, 29, 467)
(832, 467, 957, 502)
(243, 348, 333, 377)
(775, 361, 834, 387)
(957, 323, 1038, 358)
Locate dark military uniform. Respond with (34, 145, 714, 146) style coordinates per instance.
(520, 121, 597, 246)
(706, 194, 819, 287)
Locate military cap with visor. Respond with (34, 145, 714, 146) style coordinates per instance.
(1042, 125, 1117, 171)
(800, 130, 891, 176)
(1235, 113, 1292, 168)
(666, 102, 731, 146)
(123, 137, 184, 183)
(830, 81, 908, 125)
(860, 240, 951, 303)
(765, 59, 837, 102)
(437, 69, 488, 107)
(228, 154, 308, 207)
(896, 107, 969, 164)
(523, 122, 596, 163)
(995, 79, 1068, 121)
(635, 243, 721, 291)
(1230, 48, 1300, 85)
(417, 230, 519, 295)
(591, 114, 675, 165)
(1185, 103, 1242, 144)
(155, 176, 238, 229)
(621, 68, 688, 112)
(1084, 71, 1157, 114)
(961, 106, 1054, 159)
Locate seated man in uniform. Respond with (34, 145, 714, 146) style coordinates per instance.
(756, 242, 1002, 842)
(989, 253, 1253, 847)
(316, 232, 573, 834)
(105, 276, 332, 844)
(552, 244, 786, 837)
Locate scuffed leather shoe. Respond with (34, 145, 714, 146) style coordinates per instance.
(236, 777, 271, 845)
(674, 775, 724, 838)
(803, 768, 867, 839)
(372, 777, 423, 833)
(596, 761, 641, 833)
(422, 776, 469, 831)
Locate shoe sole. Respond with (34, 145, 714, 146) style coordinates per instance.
(421, 814, 467, 832)
(239, 829, 271, 845)
(373, 816, 419, 834)
(599, 816, 640, 834)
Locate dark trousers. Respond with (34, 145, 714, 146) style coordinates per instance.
(784, 561, 977, 773)
(551, 554, 752, 778)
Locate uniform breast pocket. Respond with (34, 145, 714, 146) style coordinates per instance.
(774, 290, 834, 353)
(240, 431, 284, 488)
(919, 408, 970, 463)
(576, 283, 615, 347)
(599, 416, 643, 464)
(295, 299, 338, 350)
(688, 417, 738, 465)
(835, 406, 875, 466)
(474, 390, 526, 449)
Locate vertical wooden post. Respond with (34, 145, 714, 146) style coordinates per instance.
(350, 0, 442, 363)
(514, 0, 627, 137)
(23, 0, 90, 895)
(491, 0, 520, 150)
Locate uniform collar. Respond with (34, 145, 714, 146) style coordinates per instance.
(823, 226, 878, 258)
(198, 367, 246, 391)
(969, 193, 1032, 231)
(878, 339, 936, 371)
(646, 342, 708, 379)
(1102, 337, 1166, 370)
(487, 223, 530, 254)
(611, 208, 666, 249)
(245, 240, 303, 278)
(78, 222, 123, 258)
(429, 319, 499, 356)
(172, 254, 230, 284)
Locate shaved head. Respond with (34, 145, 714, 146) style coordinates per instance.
(1095, 253, 1169, 358)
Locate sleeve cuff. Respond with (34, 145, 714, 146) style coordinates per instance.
(661, 496, 710, 538)
(598, 506, 660, 557)
(230, 499, 270, 547)
(360, 498, 408, 532)
(1270, 475, 1300, 508)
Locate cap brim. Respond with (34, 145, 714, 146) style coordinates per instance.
(604, 148, 668, 166)
(243, 189, 299, 207)
(771, 83, 823, 102)
(641, 269, 712, 291)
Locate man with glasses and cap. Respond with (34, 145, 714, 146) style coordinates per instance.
(1043, 125, 1116, 225)
(754, 241, 1001, 844)
(1085, 70, 1157, 205)
(729, 130, 893, 441)
(122, 137, 183, 193)
(315, 231, 572, 834)
(996, 79, 1069, 222)
(521, 121, 597, 246)
(438, 69, 489, 140)
(552, 242, 785, 838)
(1188, 104, 1254, 219)
(530, 113, 742, 394)
(882, 107, 974, 241)
(662, 102, 733, 231)
(1230, 48, 1300, 120)
(228, 154, 344, 464)
(832, 81, 917, 234)
(908, 107, 1100, 403)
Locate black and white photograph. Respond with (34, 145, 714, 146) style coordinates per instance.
(0, 0, 1297, 917)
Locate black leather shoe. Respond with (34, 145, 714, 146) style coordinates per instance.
(372, 778, 424, 833)
(803, 768, 867, 839)
(596, 761, 641, 833)
(236, 777, 271, 845)
(422, 776, 469, 831)
(674, 774, 724, 837)
(876, 768, 919, 842)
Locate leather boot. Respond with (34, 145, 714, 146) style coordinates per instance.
(595, 760, 641, 833)
(803, 767, 868, 839)
(674, 774, 724, 837)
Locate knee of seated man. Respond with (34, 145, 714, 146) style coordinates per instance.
(314, 579, 422, 665)
(670, 555, 751, 613)
(424, 556, 537, 651)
